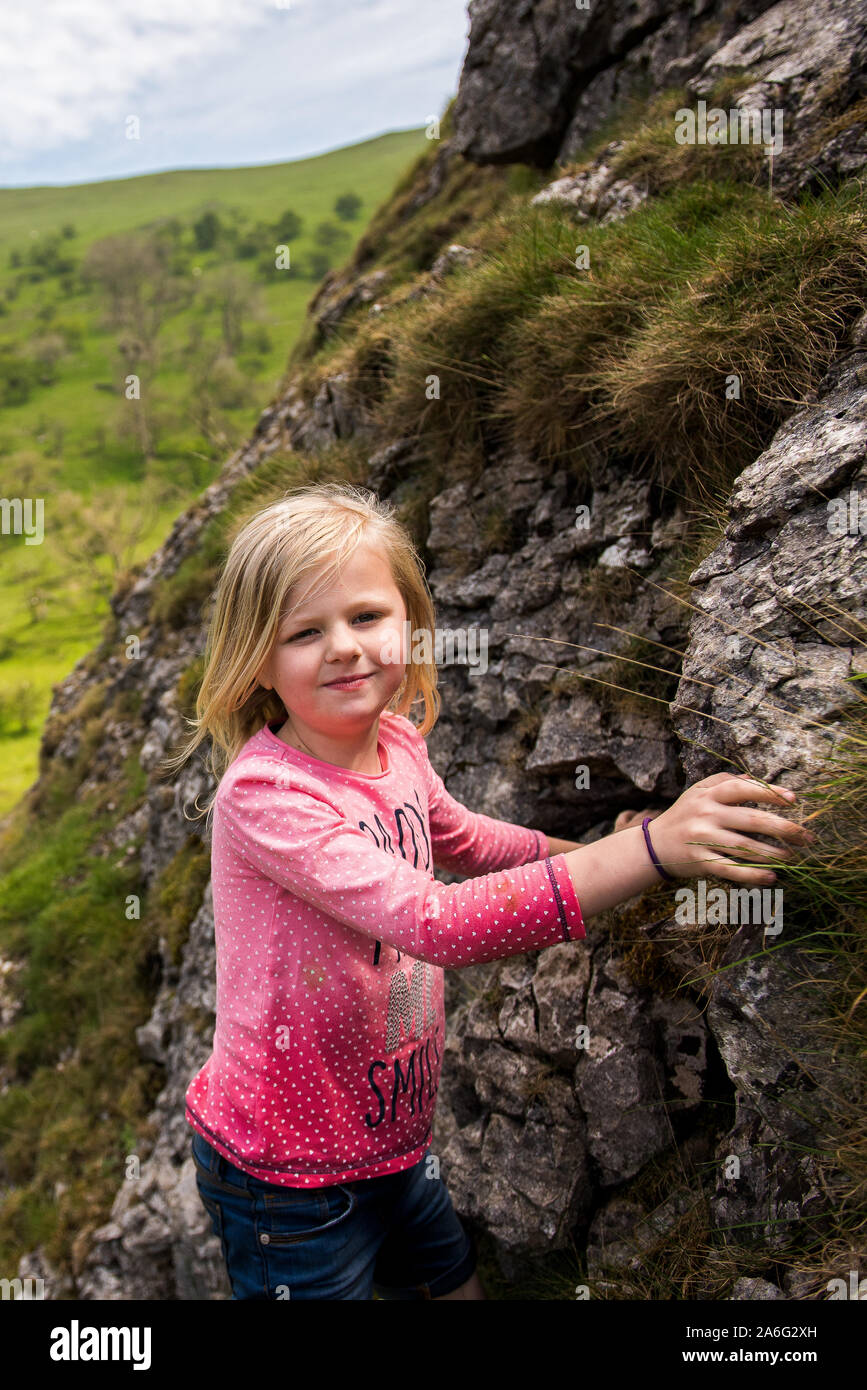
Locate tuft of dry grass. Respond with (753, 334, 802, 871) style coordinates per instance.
(371, 198, 578, 473)
(583, 182, 867, 494)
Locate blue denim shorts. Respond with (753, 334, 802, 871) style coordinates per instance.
(190, 1128, 477, 1300)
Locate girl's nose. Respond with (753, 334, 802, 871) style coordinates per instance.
(324, 624, 364, 660)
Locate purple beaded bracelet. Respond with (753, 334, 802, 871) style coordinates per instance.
(642, 816, 676, 883)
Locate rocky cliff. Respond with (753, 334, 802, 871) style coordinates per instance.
(6, 0, 866, 1300)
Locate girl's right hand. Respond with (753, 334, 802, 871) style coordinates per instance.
(647, 772, 814, 885)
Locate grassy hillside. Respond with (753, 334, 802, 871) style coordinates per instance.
(0, 126, 427, 813)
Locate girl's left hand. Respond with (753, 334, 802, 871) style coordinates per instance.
(614, 806, 665, 832)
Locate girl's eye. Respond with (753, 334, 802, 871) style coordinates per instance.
(285, 613, 381, 642)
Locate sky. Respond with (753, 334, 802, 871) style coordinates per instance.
(0, 0, 472, 188)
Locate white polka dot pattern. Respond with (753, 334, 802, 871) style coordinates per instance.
(184, 711, 585, 1187)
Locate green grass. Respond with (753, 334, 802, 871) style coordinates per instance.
(0, 752, 163, 1275)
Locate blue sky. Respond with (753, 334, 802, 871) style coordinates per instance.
(0, 0, 472, 188)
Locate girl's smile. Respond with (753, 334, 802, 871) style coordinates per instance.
(322, 672, 375, 690)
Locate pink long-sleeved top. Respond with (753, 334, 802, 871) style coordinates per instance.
(184, 710, 585, 1186)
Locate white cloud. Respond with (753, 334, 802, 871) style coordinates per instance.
(0, 1, 274, 155)
(0, 0, 470, 180)
(0, 1, 469, 175)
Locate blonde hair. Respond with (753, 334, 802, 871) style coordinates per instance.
(160, 481, 441, 826)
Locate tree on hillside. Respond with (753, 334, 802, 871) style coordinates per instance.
(147, 263, 196, 337)
(82, 230, 193, 335)
(111, 336, 162, 462)
(314, 220, 349, 249)
(236, 222, 269, 259)
(335, 193, 362, 220)
(274, 209, 303, 242)
(193, 210, 222, 252)
(187, 342, 256, 451)
(149, 215, 183, 240)
(50, 477, 180, 604)
(252, 244, 301, 282)
(150, 217, 188, 273)
(29, 332, 67, 383)
(206, 266, 266, 356)
(81, 233, 162, 331)
(0, 350, 40, 406)
(23, 232, 76, 279)
(3, 447, 51, 498)
(82, 231, 195, 463)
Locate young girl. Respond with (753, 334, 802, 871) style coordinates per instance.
(166, 480, 810, 1301)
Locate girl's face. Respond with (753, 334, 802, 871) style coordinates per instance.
(258, 542, 409, 734)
